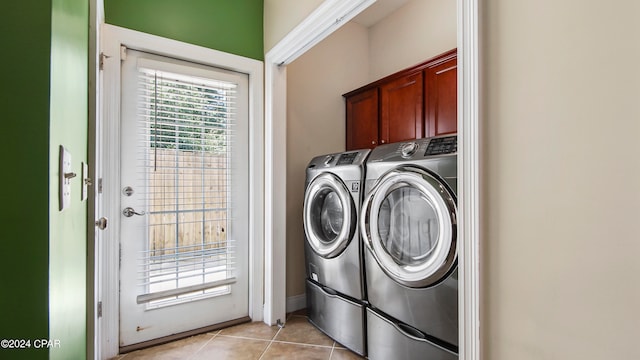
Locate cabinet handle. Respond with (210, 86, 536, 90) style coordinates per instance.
(381, 139, 386, 144)
(371, 140, 376, 145)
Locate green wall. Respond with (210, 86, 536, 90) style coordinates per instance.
(0, 0, 88, 359)
(1, 2, 260, 358)
(49, 0, 88, 358)
(104, 0, 264, 60)
(0, 1, 52, 359)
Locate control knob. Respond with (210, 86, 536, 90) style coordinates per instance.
(324, 155, 335, 165)
(400, 142, 418, 158)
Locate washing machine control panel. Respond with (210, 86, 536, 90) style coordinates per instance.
(336, 152, 359, 165)
(425, 136, 457, 156)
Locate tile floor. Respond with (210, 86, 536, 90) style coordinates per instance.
(111, 310, 365, 360)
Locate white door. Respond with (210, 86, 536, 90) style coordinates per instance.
(119, 48, 250, 347)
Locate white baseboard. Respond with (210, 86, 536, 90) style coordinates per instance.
(286, 293, 307, 313)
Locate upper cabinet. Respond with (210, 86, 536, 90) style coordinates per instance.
(346, 87, 379, 150)
(424, 52, 457, 137)
(343, 49, 457, 150)
(380, 71, 424, 146)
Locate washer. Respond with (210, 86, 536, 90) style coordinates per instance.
(303, 149, 370, 356)
(361, 135, 458, 360)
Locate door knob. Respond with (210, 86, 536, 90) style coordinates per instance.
(123, 207, 146, 217)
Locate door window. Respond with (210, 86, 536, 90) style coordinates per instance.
(311, 189, 344, 243)
(362, 166, 457, 288)
(378, 187, 440, 266)
(304, 173, 356, 258)
(137, 58, 239, 307)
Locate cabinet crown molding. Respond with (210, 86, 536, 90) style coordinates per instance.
(343, 48, 457, 98)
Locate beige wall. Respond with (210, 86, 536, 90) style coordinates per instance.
(368, 0, 456, 79)
(263, 0, 324, 52)
(483, 0, 640, 359)
(269, 0, 640, 357)
(285, 22, 370, 297)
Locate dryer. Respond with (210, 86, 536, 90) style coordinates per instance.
(360, 135, 458, 360)
(303, 149, 370, 356)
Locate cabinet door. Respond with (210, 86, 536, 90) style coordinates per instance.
(346, 88, 379, 150)
(380, 72, 423, 145)
(425, 56, 457, 137)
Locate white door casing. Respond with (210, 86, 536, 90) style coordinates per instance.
(264, 0, 481, 359)
(99, 24, 264, 358)
(263, 0, 378, 328)
(88, 1, 103, 358)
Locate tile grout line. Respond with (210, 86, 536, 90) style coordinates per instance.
(258, 325, 283, 360)
(186, 331, 220, 360)
(122, 312, 338, 360)
(261, 313, 292, 359)
(216, 334, 273, 342)
(270, 339, 335, 349)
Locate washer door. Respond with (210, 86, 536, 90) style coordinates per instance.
(361, 166, 457, 288)
(304, 172, 357, 258)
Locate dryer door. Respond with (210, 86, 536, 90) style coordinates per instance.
(361, 165, 457, 288)
(304, 172, 357, 258)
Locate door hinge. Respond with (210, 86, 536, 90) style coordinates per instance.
(99, 52, 111, 71)
(97, 301, 103, 318)
(98, 178, 103, 194)
(120, 45, 127, 61)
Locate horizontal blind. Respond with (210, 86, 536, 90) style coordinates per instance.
(135, 64, 238, 306)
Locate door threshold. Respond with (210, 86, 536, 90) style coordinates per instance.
(119, 316, 251, 354)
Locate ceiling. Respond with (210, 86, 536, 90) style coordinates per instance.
(351, 0, 410, 27)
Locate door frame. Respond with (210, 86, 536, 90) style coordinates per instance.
(88, 0, 102, 358)
(98, 24, 264, 357)
(264, 1, 481, 359)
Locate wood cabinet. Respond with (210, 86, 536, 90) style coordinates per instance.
(344, 49, 457, 150)
(380, 71, 423, 146)
(425, 54, 457, 137)
(346, 88, 379, 149)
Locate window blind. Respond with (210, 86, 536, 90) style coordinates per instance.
(135, 63, 238, 306)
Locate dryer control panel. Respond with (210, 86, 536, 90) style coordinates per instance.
(336, 152, 359, 165)
(425, 136, 457, 156)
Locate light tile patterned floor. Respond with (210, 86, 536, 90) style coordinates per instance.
(111, 310, 365, 360)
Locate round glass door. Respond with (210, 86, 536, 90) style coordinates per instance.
(361, 166, 457, 288)
(304, 173, 356, 258)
